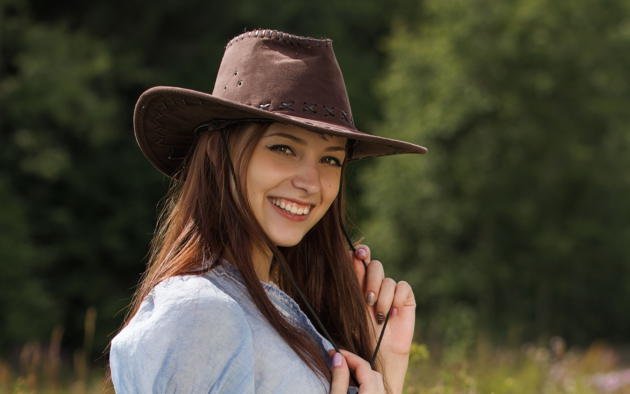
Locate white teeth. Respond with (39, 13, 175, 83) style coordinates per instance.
(271, 198, 310, 215)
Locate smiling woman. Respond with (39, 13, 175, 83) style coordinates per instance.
(108, 28, 426, 394)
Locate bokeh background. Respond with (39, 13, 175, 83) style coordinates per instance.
(3, 0, 630, 392)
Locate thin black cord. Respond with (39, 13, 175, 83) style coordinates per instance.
(339, 141, 390, 369)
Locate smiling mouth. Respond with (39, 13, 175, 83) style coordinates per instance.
(268, 197, 313, 215)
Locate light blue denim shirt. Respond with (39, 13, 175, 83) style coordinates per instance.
(109, 260, 351, 393)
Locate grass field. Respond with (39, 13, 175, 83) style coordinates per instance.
(3, 341, 629, 393)
(2, 313, 629, 394)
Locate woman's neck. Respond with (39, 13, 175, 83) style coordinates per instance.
(224, 243, 274, 283)
(251, 242, 273, 283)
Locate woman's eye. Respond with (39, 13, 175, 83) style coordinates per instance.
(267, 144, 342, 167)
(267, 144, 294, 156)
(322, 156, 342, 167)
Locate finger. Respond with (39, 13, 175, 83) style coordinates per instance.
(364, 260, 384, 306)
(352, 254, 366, 289)
(392, 280, 416, 311)
(354, 244, 371, 266)
(351, 244, 370, 286)
(338, 349, 383, 391)
(375, 277, 396, 324)
(328, 350, 350, 394)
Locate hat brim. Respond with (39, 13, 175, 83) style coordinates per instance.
(134, 86, 427, 177)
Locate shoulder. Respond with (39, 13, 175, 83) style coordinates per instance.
(110, 274, 255, 393)
(115, 274, 249, 342)
(152, 274, 244, 318)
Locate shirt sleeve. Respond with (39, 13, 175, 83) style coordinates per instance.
(109, 275, 255, 394)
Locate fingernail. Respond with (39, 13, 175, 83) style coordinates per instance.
(366, 291, 375, 306)
(392, 307, 398, 317)
(376, 312, 385, 324)
(333, 352, 342, 367)
(357, 248, 367, 258)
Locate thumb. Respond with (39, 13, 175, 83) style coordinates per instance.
(328, 350, 349, 394)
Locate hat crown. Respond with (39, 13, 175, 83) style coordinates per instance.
(211, 29, 355, 128)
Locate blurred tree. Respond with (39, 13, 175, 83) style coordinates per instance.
(0, 177, 57, 351)
(363, 0, 630, 345)
(1, 0, 165, 355)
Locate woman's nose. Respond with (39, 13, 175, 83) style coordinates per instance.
(291, 163, 320, 195)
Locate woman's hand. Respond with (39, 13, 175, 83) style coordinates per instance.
(350, 244, 416, 356)
(329, 349, 385, 394)
(349, 244, 416, 394)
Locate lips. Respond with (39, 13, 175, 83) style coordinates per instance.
(269, 197, 314, 211)
(267, 197, 314, 222)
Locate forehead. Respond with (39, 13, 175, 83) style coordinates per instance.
(264, 122, 347, 145)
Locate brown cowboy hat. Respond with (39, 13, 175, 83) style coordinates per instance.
(133, 29, 428, 177)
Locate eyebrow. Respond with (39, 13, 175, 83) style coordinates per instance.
(266, 132, 346, 152)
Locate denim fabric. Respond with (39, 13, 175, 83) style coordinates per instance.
(109, 260, 351, 393)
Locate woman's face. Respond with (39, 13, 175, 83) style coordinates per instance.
(245, 122, 347, 247)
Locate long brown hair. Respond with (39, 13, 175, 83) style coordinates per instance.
(113, 121, 379, 385)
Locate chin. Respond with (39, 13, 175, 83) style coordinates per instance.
(269, 232, 306, 247)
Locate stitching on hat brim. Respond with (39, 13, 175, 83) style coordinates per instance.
(134, 86, 427, 177)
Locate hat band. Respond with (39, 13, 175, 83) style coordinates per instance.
(193, 118, 273, 135)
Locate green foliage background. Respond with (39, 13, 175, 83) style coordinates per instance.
(2, 0, 630, 366)
(363, 0, 630, 347)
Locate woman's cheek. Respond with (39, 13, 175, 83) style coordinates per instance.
(323, 177, 341, 204)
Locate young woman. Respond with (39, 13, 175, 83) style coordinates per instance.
(109, 29, 427, 394)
